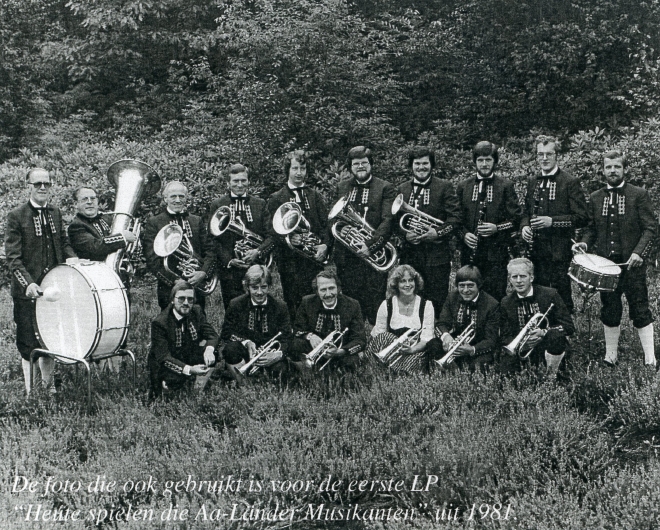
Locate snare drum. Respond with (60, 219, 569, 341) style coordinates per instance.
(568, 253, 621, 292)
(34, 261, 129, 360)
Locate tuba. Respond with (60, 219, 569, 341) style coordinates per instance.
(153, 224, 217, 295)
(105, 159, 161, 275)
(209, 206, 272, 267)
(305, 328, 348, 370)
(391, 194, 449, 238)
(435, 322, 476, 368)
(504, 303, 555, 359)
(238, 332, 283, 376)
(328, 196, 398, 273)
(374, 327, 423, 370)
(273, 202, 326, 264)
(117, 218, 143, 278)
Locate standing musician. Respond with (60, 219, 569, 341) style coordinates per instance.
(148, 281, 219, 398)
(367, 264, 438, 371)
(521, 135, 589, 312)
(5, 168, 76, 394)
(396, 147, 461, 312)
(291, 270, 366, 371)
(572, 151, 657, 367)
(142, 181, 215, 310)
(267, 150, 330, 317)
(222, 265, 292, 377)
(211, 164, 275, 309)
(457, 142, 522, 301)
(500, 258, 574, 376)
(332, 146, 396, 323)
(434, 265, 500, 370)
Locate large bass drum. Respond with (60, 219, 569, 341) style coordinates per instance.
(34, 260, 129, 361)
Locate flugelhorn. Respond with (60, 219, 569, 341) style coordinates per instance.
(504, 303, 554, 359)
(374, 327, 423, 369)
(328, 196, 398, 273)
(209, 206, 272, 267)
(391, 194, 447, 238)
(305, 328, 349, 370)
(435, 322, 476, 367)
(273, 202, 327, 263)
(153, 224, 218, 295)
(238, 332, 283, 376)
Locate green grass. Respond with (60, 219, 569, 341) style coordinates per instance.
(1, 271, 660, 529)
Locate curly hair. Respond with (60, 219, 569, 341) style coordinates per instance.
(386, 264, 424, 299)
(283, 150, 308, 178)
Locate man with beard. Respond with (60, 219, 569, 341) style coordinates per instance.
(396, 146, 461, 311)
(331, 146, 396, 323)
(148, 281, 219, 397)
(5, 168, 76, 394)
(268, 150, 330, 317)
(500, 258, 574, 376)
(142, 181, 216, 310)
(456, 141, 522, 301)
(291, 270, 366, 371)
(521, 135, 588, 312)
(210, 164, 275, 309)
(573, 151, 657, 368)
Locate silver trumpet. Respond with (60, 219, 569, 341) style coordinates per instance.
(328, 196, 398, 273)
(391, 194, 445, 237)
(273, 202, 327, 264)
(435, 322, 476, 367)
(375, 328, 423, 369)
(153, 224, 218, 295)
(238, 332, 283, 376)
(504, 303, 554, 359)
(305, 328, 348, 371)
(209, 205, 272, 267)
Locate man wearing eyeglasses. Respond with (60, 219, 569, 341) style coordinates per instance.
(148, 281, 219, 398)
(520, 135, 588, 312)
(5, 168, 76, 394)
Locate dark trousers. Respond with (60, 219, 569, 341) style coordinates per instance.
(157, 281, 206, 312)
(600, 262, 653, 328)
(13, 298, 40, 361)
(336, 251, 386, 324)
(278, 256, 323, 318)
(148, 343, 205, 397)
(471, 257, 509, 302)
(499, 328, 568, 372)
(223, 341, 290, 377)
(400, 253, 451, 314)
(533, 257, 574, 313)
(219, 268, 245, 309)
(290, 336, 360, 370)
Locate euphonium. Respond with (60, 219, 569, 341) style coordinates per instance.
(435, 322, 476, 367)
(391, 194, 448, 238)
(209, 205, 272, 267)
(238, 332, 283, 376)
(504, 303, 555, 359)
(153, 224, 218, 295)
(105, 159, 161, 275)
(305, 327, 349, 370)
(374, 327, 423, 368)
(273, 202, 326, 263)
(328, 196, 398, 273)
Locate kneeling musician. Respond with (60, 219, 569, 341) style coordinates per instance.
(500, 258, 574, 376)
(291, 270, 366, 371)
(222, 265, 292, 378)
(434, 265, 500, 370)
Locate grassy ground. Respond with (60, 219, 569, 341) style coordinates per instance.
(1, 270, 660, 529)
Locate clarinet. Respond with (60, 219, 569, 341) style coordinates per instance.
(469, 200, 487, 264)
(526, 184, 541, 258)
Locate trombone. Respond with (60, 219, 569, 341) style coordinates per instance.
(238, 332, 283, 376)
(305, 328, 349, 371)
(435, 322, 476, 368)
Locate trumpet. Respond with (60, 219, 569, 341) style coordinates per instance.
(374, 328, 423, 369)
(238, 332, 283, 376)
(209, 205, 272, 267)
(305, 328, 349, 371)
(273, 202, 326, 263)
(328, 196, 398, 273)
(504, 303, 554, 359)
(391, 194, 447, 238)
(435, 322, 476, 367)
(153, 224, 218, 295)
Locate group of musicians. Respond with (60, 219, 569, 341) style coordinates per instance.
(5, 136, 657, 396)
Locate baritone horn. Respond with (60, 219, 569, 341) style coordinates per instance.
(209, 206, 272, 267)
(305, 328, 349, 370)
(435, 322, 476, 368)
(273, 202, 327, 264)
(328, 196, 398, 273)
(238, 332, 283, 376)
(153, 224, 218, 295)
(391, 194, 448, 237)
(504, 303, 555, 359)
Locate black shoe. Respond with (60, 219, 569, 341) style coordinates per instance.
(602, 359, 616, 368)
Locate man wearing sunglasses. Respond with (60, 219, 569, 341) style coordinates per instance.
(5, 168, 76, 394)
(148, 281, 219, 398)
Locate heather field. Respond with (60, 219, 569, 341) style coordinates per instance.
(1, 272, 660, 530)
